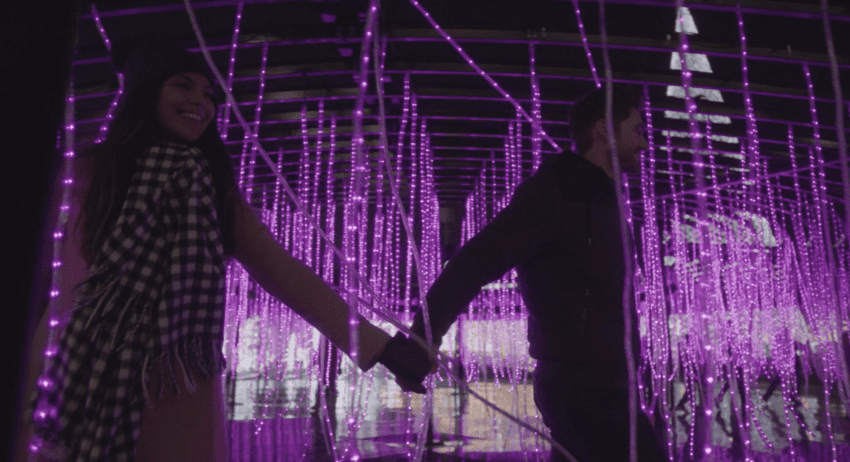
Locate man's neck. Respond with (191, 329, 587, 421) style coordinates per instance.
(581, 147, 613, 179)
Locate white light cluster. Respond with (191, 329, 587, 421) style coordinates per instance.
(662, 129, 739, 144)
(669, 52, 712, 73)
(675, 7, 699, 35)
(666, 85, 725, 103)
(664, 110, 731, 124)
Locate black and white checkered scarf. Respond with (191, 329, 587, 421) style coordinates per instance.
(30, 142, 228, 461)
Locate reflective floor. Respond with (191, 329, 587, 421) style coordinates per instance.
(225, 368, 849, 462)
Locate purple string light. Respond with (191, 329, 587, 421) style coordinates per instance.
(340, 0, 381, 383)
(298, 104, 311, 264)
(570, 0, 602, 88)
(529, 44, 543, 171)
(676, 5, 709, 216)
(406, 0, 562, 154)
(31, 75, 76, 457)
(820, 0, 850, 245)
(219, 0, 244, 139)
(90, 4, 123, 144)
(803, 63, 845, 460)
(312, 101, 325, 276)
(402, 94, 419, 314)
(735, 5, 761, 179)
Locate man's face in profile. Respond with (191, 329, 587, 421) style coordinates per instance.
(613, 107, 648, 173)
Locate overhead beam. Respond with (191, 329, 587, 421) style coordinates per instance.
(578, 0, 850, 22)
(79, 0, 850, 22)
(386, 28, 850, 69)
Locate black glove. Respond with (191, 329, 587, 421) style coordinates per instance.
(378, 332, 433, 394)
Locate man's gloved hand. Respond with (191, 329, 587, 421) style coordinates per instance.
(377, 332, 434, 394)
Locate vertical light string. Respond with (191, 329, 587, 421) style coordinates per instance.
(31, 75, 76, 457)
(803, 63, 842, 460)
(735, 6, 759, 164)
(664, 130, 685, 458)
(339, 3, 380, 458)
(270, 146, 286, 388)
(324, 114, 338, 286)
(412, 119, 433, 462)
(253, 41, 271, 413)
(249, 40, 269, 200)
(820, 0, 850, 419)
(678, 4, 714, 456)
(369, 38, 387, 320)
(529, 43, 542, 172)
(256, 185, 271, 410)
(664, 12, 714, 458)
(675, 3, 710, 302)
(319, 114, 339, 460)
(312, 101, 325, 278)
(511, 123, 519, 204)
(640, 85, 677, 458)
(392, 74, 412, 317)
(90, 4, 123, 145)
(597, 0, 638, 460)
(219, 0, 244, 139)
(221, 4, 245, 412)
(781, 125, 800, 460)
(569, 0, 601, 88)
(297, 104, 311, 265)
(403, 95, 418, 314)
(374, 38, 391, 322)
(342, 0, 380, 389)
(821, 0, 850, 242)
(702, 119, 726, 447)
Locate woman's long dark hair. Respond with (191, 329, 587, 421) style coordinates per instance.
(78, 77, 239, 266)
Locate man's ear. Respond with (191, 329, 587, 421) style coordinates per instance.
(592, 118, 609, 147)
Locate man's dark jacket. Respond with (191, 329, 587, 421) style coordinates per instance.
(411, 151, 640, 389)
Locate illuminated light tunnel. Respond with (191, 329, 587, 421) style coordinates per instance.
(30, 0, 849, 461)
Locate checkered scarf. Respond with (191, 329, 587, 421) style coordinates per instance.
(30, 142, 228, 461)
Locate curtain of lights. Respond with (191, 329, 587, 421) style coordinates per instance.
(37, 0, 849, 461)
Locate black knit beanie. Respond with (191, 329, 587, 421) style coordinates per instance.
(111, 36, 219, 110)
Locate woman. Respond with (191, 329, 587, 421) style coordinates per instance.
(25, 37, 431, 461)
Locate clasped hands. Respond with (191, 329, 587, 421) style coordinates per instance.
(376, 332, 439, 394)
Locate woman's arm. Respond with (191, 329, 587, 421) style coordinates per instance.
(232, 198, 390, 371)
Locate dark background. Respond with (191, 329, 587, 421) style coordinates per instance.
(2, 1, 79, 459)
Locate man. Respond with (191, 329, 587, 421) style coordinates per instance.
(410, 85, 666, 461)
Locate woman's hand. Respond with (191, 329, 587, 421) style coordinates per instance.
(377, 333, 435, 394)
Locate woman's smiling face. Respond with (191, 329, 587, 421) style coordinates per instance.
(156, 72, 215, 143)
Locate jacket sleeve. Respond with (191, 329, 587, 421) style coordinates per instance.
(232, 197, 391, 371)
(411, 170, 562, 347)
